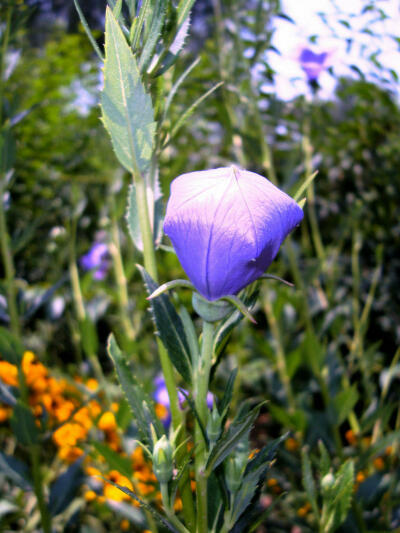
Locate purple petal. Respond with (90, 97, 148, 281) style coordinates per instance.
(164, 167, 303, 301)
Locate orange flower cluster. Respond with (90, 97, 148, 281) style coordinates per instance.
(0, 351, 163, 516)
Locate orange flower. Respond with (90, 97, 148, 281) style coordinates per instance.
(58, 446, 84, 463)
(22, 351, 47, 386)
(0, 406, 12, 422)
(53, 422, 87, 447)
(0, 361, 18, 386)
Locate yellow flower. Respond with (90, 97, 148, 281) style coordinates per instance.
(98, 411, 117, 432)
(120, 519, 130, 531)
(84, 490, 97, 502)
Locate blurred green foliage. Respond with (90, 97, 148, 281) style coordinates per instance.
(1, 1, 400, 532)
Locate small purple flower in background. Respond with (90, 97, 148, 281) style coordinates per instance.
(298, 48, 330, 82)
(153, 375, 213, 428)
(80, 242, 110, 280)
(164, 166, 303, 301)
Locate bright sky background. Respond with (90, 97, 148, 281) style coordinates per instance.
(268, 0, 400, 100)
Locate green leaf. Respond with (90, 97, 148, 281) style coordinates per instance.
(218, 368, 238, 416)
(49, 458, 84, 516)
(103, 479, 180, 533)
(107, 334, 163, 445)
(301, 448, 319, 518)
(92, 442, 132, 478)
(206, 404, 260, 473)
(163, 57, 200, 119)
(101, 7, 156, 175)
(178, 305, 200, 365)
(139, 0, 166, 73)
(268, 404, 307, 432)
(10, 401, 39, 446)
(318, 440, 331, 478)
(0, 452, 31, 490)
(137, 266, 192, 384)
(334, 385, 359, 425)
(323, 461, 354, 532)
(167, 82, 223, 142)
(0, 327, 23, 364)
(126, 182, 143, 252)
(73, 0, 104, 61)
(177, 0, 196, 28)
(79, 316, 99, 359)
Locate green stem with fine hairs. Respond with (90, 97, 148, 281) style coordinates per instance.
(194, 320, 215, 533)
(134, 173, 195, 530)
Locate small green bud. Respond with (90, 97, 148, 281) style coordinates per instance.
(321, 472, 335, 492)
(225, 456, 243, 493)
(207, 407, 222, 444)
(152, 435, 174, 484)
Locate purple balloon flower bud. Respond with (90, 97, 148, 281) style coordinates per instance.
(298, 48, 330, 82)
(80, 242, 110, 281)
(164, 167, 303, 301)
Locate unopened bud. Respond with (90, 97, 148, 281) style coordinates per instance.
(321, 472, 335, 492)
(152, 435, 173, 484)
(225, 456, 243, 493)
(207, 408, 222, 444)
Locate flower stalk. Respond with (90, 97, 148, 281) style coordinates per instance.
(194, 320, 215, 533)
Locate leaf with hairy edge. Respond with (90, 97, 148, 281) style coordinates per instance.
(218, 368, 238, 416)
(137, 266, 192, 384)
(301, 448, 319, 517)
(322, 460, 354, 532)
(126, 181, 163, 252)
(107, 334, 163, 445)
(139, 0, 166, 73)
(101, 7, 156, 175)
(206, 405, 260, 473)
(231, 435, 287, 527)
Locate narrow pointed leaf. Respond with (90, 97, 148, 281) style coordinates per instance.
(301, 448, 319, 517)
(218, 368, 238, 416)
(101, 7, 156, 174)
(73, 0, 104, 60)
(107, 334, 163, 444)
(137, 266, 192, 384)
(139, 0, 166, 72)
(206, 405, 260, 473)
(103, 479, 180, 533)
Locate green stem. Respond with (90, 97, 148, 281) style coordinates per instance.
(302, 123, 325, 264)
(134, 173, 195, 528)
(67, 219, 107, 395)
(110, 210, 137, 343)
(160, 483, 191, 533)
(262, 287, 296, 413)
(31, 445, 52, 533)
(194, 320, 214, 533)
(0, 180, 20, 338)
(0, 8, 19, 339)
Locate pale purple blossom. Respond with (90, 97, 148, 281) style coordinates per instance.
(164, 167, 303, 301)
(298, 48, 330, 82)
(80, 242, 109, 280)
